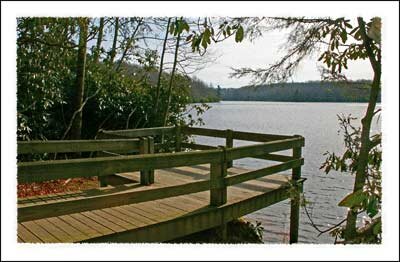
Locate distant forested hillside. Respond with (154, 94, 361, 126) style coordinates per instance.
(121, 64, 220, 103)
(220, 80, 379, 102)
(189, 77, 220, 102)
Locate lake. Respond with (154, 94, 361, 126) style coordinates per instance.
(192, 101, 381, 244)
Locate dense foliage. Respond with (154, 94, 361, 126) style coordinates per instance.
(17, 17, 214, 141)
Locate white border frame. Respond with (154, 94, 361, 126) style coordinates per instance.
(1, 1, 399, 261)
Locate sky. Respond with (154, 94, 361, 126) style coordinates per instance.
(192, 30, 373, 89)
(90, 18, 374, 89)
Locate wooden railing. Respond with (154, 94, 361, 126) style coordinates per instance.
(17, 126, 305, 225)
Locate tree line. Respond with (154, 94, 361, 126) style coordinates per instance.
(219, 80, 379, 102)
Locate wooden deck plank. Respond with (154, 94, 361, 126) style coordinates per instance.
(136, 201, 189, 221)
(21, 221, 60, 243)
(143, 202, 180, 218)
(91, 209, 136, 230)
(158, 195, 206, 213)
(34, 218, 76, 242)
(58, 215, 102, 238)
(69, 213, 114, 235)
(46, 216, 89, 242)
(153, 200, 187, 216)
(87, 180, 300, 243)
(101, 208, 146, 228)
(158, 198, 197, 213)
(130, 203, 176, 222)
(18, 224, 43, 243)
(114, 206, 157, 226)
(17, 164, 301, 243)
(121, 204, 165, 223)
(81, 211, 126, 233)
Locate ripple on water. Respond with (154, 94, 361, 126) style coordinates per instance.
(196, 101, 380, 243)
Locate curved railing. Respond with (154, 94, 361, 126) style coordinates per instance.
(17, 126, 304, 223)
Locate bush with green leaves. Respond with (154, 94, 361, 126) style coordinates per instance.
(17, 17, 210, 143)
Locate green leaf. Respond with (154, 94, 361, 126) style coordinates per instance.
(372, 219, 381, 235)
(349, 26, 359, 35)
(330, 41, 335, 51)
(226, 25, 231, 36)
(338, 190, 367, 207)
(182, 21, 190, 32)
(354, 30, 362, 40)
(235, 25, 244, 43)
(169, 23, 175, 34)
(186, 34, 193, 42)
(201, 37, 208, 49)
(344, 22, 353, 29)
(203, 28, 211, 42)
(325, 165, 331, 174)
(318, 53, 325, 61)
(366, 196, 379, 218)
(340, 30, 347, 43)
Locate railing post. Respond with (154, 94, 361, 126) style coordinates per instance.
(147, 136, 155, 184)
(210, 146, 227, 206)
(175, 125, 182, 152)
(139, 137, 151, 185)
(289, 135, 303, 244)
(97, 130, 111, 187)
(225, 129, 233, 168)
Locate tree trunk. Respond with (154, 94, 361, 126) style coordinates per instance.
(154, 18, 171, 118)
(162, 27, 181, 127)
(344, 17, 381, 241)
(70, 18, 88, 140)
(116, 18, 143, 72)
(93, 17, 104, 63)
(109, 17, 119, 65)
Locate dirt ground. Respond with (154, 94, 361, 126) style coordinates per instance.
(17, 177, 99, 198)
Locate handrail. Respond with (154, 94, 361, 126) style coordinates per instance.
(18, 180, 211, 222)
(17, 149, 223, 183)
(98, 126, 175, 138)
(17, 136, 303, 183)
(182, 126, 295, 141)
(181, 126, 226, 138)
(17, 126, 305, 223)
(226, 137, 304, 160)
(17, 138, 140, 154)
(232, 130, 294, 142)
(181, 142, 218, 150)
(225, 158, 304, 186)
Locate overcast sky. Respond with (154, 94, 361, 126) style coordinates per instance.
(192, 30, 373, 88)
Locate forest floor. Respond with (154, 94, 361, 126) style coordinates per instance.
(17, 177, 99, 198)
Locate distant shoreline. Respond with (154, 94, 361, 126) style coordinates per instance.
(191, 80, 380, 103)
(220, 100, 380, 103)
(193, 100, 381, 104)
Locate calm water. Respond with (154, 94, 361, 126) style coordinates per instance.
(192, 101, 381, 244)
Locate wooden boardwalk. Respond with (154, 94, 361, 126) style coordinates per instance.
(18, 165, 301, 243)
(17, 126, 305, 243)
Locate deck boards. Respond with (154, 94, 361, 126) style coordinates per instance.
(17, 164, 297, 243)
